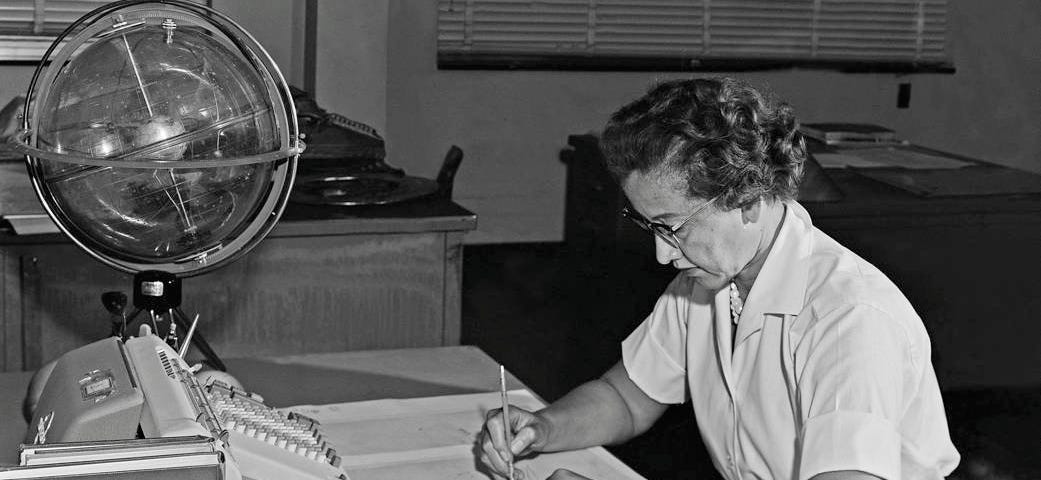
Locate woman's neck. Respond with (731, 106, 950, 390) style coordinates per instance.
(733, 201, 786, 298)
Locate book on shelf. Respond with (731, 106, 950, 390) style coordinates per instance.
(800, 123, 902, 145)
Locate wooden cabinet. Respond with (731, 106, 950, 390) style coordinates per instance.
(0, 194, 476, 372)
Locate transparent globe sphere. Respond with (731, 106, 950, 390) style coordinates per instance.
(15, 1, 299, 276)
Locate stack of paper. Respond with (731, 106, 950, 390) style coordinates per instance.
(800, 123, 902, 146)
(814, 147, 975, 170)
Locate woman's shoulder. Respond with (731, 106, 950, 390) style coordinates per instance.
(802, 228, 922, 331)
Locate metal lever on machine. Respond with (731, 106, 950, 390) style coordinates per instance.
(169, 308, 226, 371)
(102, 291, 128, 338)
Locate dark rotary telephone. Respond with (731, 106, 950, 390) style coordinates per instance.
(289, 86, 462, 206)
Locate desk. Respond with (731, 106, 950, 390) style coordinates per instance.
(563, 134, 1041, 389)
(0, 346, 520, 466)
(0, 162, 477, 372)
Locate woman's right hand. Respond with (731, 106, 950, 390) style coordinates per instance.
(478, 405, 548, 479)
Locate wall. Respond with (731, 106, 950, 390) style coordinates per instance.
(385, 0, 1041, 243)
(0, 68, 33, 112)
(895, 0, 1041, 172)
(211, 0, 303, 88)
(314, 0, 388, 134)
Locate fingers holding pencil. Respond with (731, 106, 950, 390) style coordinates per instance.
(479, 405, 543, 479)
(478, 367, 544, 479)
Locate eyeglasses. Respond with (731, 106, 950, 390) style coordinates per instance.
(621, 194, 721, 248)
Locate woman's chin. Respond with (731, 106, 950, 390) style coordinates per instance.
(688, 271, 727, 291)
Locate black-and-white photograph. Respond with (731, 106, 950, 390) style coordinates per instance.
(0, 1, 1037, 479)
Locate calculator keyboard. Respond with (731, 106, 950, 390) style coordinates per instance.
(205, 381, 347, 480)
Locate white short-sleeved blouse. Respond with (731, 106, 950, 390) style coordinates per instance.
(621, 201, 960, 480)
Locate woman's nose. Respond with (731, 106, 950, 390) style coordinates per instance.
(654, 235, 680, 265)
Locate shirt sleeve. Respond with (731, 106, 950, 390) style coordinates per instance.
(621, 274, 693, 404)
(795, 303, 916, 480)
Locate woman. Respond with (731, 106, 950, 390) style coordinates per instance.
(478, 77, 959, 480)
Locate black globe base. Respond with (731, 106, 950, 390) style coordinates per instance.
(120, 270, 227, 372)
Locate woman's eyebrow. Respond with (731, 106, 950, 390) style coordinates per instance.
(650, 210, 683, 223)
(638, 208, 672, 223)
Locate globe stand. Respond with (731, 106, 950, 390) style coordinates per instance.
(124, 270, 227, 371)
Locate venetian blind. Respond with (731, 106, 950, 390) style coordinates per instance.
(0, 1, 113, 36)
(438, 0, 949, 70)
(0, 1, 211, 61)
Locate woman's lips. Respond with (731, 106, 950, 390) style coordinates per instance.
(679, 264, 701, 275)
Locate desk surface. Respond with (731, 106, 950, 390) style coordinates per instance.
(802, 142, 1041, 220)
(0, 346, 525, 465)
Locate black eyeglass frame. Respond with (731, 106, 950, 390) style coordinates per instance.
(621, 194, 722, 248)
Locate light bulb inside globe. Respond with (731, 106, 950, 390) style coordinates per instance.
(134, 115, 187, 160)
(91, 133, 121, 157)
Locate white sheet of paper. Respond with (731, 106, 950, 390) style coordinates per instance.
(288, 390, 645, 480)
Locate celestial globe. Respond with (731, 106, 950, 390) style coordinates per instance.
(12, 0, 302, 276)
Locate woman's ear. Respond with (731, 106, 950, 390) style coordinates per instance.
(740, 198, 762, 225)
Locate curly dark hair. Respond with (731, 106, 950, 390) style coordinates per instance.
(600, 77, 806, 209)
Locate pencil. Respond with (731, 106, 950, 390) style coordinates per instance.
(178, 313, 200, 358)
(499, 364, 514, 479)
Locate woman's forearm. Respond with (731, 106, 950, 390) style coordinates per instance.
(535, 362, 668, 452)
